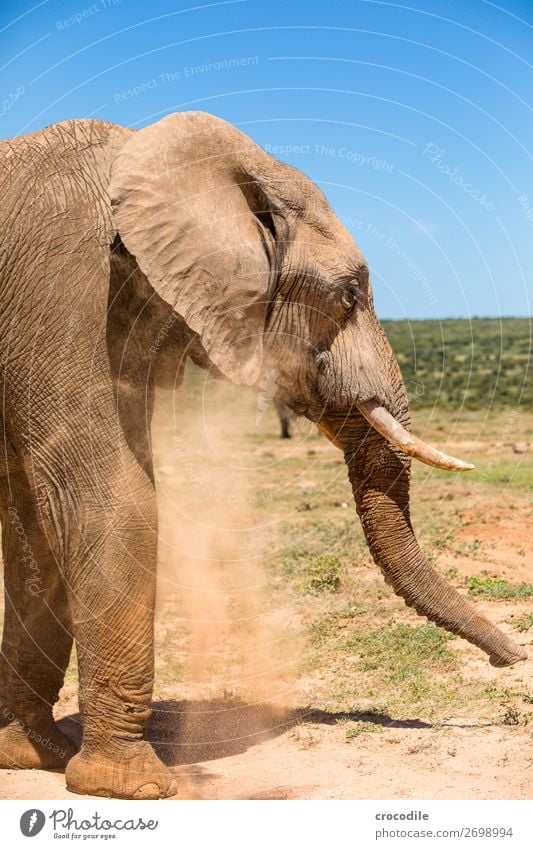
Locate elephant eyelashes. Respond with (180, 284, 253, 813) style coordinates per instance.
(340, 286, 359, 312)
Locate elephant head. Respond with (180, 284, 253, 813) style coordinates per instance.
(109, 111, 526, 668)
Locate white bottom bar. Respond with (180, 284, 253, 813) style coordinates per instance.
(3, 799, 532, 848)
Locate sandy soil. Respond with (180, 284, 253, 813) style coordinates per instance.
(0, 694, 531, 800)
(0, 404, 531, 801)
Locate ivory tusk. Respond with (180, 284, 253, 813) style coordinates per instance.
(357, 400, 475, 472)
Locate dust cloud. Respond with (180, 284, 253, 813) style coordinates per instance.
(151, 368, 302, 708)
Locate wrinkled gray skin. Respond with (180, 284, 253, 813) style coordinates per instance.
(0, 112, 526, 799)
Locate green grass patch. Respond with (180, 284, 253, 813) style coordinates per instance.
(426, 462, 533, 497)
(353, 623, 455, 679)
(465, 463, 533, 495)
(308, 621, 470, 721)
(303, 554, 343, 593)
(467, 576, 533, 600)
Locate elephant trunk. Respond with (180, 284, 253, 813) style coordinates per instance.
(320, 416, 527, 667)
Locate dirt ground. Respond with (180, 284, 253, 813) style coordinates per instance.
(3, 707, 531, 801)
(0, 381, 531, 800)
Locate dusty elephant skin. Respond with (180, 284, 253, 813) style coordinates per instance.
(0, 112, 527, 800)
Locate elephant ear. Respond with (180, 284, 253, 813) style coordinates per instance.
(108, 111, 276, 386)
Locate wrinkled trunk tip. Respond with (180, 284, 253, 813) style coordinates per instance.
(489, 645, 528, 667)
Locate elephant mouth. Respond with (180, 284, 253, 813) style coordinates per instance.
(312, 338, 473, 472)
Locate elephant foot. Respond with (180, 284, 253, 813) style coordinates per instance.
(66, 740, 177, 799)
(0, 716, 77, 770)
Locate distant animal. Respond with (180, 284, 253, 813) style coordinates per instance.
(274, 399, 298, 438)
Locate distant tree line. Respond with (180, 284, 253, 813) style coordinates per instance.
(382, 318, 532, 410)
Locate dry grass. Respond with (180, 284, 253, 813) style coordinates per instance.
(144, 368, 533, 735)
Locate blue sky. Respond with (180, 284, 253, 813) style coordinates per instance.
(1, 0, 532, 319)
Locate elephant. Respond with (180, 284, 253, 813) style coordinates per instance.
(0, 111, 526, 800)
(274, 398, 298, 438)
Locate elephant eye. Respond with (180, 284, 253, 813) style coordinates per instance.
(340, 286, 359, 312)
